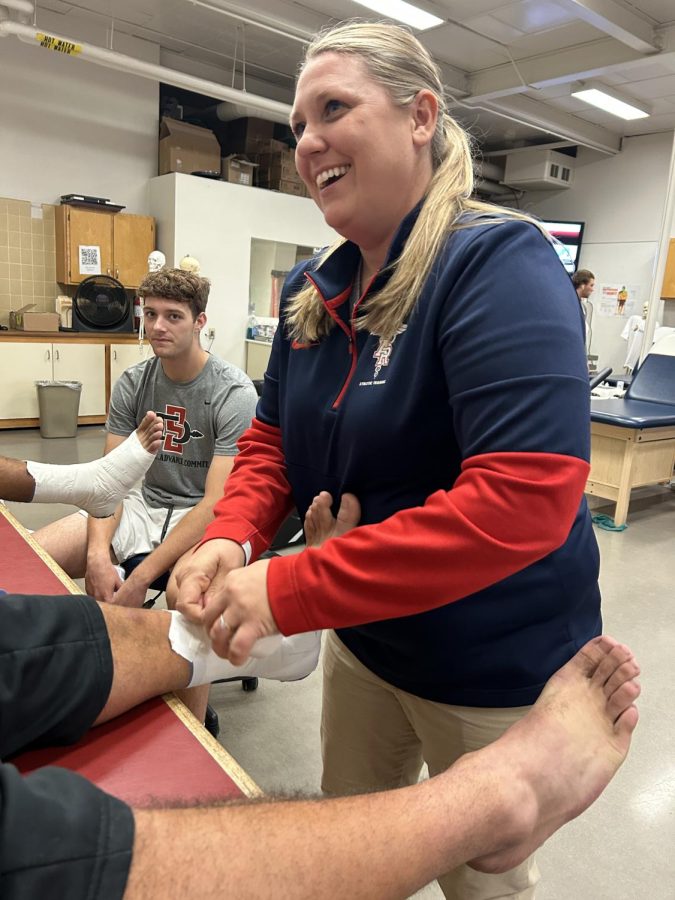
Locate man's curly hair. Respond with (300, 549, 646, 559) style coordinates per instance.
(138, 267, 210, 319)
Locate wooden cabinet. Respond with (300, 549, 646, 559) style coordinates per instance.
(245, 340, 272, 380)
(52, 343, 106, 416)
(0, 334, 152, 428)
(0, 342, 106, 422)
(110, 342, 154, 389)
(55, 206, 155, 288)
(0, 343, 52, 420)
(662, 239, 675, 299)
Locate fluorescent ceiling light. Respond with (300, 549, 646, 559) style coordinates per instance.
(353, 1, 444, 30)
(571, 82, 650, 120)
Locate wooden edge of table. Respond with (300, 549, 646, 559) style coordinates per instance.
(163, 694, 262, 799)
(0, 503, 83, 594)
(1, 503, 262, 800)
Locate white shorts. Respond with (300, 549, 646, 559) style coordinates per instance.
(79, 486, 192, 564)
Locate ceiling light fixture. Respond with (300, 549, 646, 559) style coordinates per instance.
(571, 81, 650, 121)
(353, 1, 444, 31)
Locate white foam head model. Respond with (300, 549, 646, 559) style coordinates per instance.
(148, 250, 166, 273)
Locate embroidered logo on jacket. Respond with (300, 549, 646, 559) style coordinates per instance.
(372, 325, 407, 379)
(157, 405, 204, 454)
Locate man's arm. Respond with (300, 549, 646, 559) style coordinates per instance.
(85, 432, 127, 603)
(111, 455, 235, 608)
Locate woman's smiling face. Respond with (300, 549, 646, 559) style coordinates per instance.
(291, 52, 436, 260)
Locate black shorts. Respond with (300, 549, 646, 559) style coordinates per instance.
(0, 594, 134, 900)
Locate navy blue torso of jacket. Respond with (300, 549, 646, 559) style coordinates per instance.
(257, 209, 601, 707)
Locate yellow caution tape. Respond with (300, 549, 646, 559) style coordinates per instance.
(36, 33, 82, 56)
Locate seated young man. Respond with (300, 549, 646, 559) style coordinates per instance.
(0, 592, 640, 900)
(33, 268, 258, 610)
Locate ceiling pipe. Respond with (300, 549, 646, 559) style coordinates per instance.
(1, 0, 34, 14)
(0, 16, 294, 125)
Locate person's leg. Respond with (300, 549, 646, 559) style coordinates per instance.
(124, 636, 640, 900)
(32, 511, 90, 577)
(402, 694, 538, 899)
(2, 411, 163, 517)
(321, 630, 424, 794)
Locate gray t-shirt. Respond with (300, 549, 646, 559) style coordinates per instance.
(107, 354, 258, 509)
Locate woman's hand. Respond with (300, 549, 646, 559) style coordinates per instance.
(202, 559, 278, 665)
(174, 538, 246, 624)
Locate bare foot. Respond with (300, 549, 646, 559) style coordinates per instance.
(136, 410, 164, 454)
(304, 491, 361, 548)
(463, 635, 640, 873)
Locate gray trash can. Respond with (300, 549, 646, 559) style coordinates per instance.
(35, 380, 82, 438)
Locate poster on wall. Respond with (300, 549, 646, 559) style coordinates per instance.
(597, 284, 640, 317)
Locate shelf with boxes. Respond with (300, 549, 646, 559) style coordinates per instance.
(158, 115, 309, 197)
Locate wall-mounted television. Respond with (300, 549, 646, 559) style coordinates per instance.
(540, 220, 585, 274)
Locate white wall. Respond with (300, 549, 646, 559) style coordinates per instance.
(149, 174, 338, 368)
(523, 133, 674, 373)
(0, 10, 159, 214)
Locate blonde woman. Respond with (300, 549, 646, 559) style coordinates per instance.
(176, 22, 601, 898)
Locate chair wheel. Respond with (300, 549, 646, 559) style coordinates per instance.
(204, 704, 220, 738)
(242, 677, 258, 692)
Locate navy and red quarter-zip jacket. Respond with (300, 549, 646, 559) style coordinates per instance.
(204, 209, 601, 707)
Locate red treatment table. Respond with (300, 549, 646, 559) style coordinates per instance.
(1, 504, 260, 805)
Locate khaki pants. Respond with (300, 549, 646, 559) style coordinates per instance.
(321, 631, 540, 900)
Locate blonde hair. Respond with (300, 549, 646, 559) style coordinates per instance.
(286, 21, 544, 343)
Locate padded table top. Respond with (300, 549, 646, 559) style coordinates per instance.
(590, 398, 675, 429)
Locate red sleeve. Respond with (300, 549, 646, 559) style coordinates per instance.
(201, 417, 294, 560)
(267, 451, 589, 634)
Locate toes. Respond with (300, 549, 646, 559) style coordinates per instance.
(604, 659, 640, 697)
(614, 704, 639, 739)
(591, 643, 635, 689)
(575, 635, 619, 677)
(607, 680, 641, 724)
(336, 493, 361, 533)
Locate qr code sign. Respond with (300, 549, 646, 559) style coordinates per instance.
(81, 248, 98, 266)
(79, 245, 101, 276)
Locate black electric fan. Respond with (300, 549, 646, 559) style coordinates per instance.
(72, 274, 134, 333)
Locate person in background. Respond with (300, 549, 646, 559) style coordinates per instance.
(1, 590, 640, 899)
(572, 267, 595, 302)
(176, 21, 605, 897)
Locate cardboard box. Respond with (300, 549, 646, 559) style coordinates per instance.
(221, 155, 257, 186)
(225, 117, 275, 154)
(10, 304, 60, 332)
(159, 117, 221, 176)
(255, 150, 301, 183)
(276, 180, 309, 198)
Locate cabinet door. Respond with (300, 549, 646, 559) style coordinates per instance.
(246, 341, 273, 380)
(110, 342, 154, 391)
(56, 207, 114, 284)
(662, 239, 675, 299)
(0, 343, 53, 419)
(52, 343, 106, 416)
(113, 214, 156, 288)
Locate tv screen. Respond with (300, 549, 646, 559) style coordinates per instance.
(540, 220, 585, 274)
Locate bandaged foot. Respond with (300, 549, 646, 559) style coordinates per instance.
(26, 412, 163, 517)
(167, 611, 321, 688)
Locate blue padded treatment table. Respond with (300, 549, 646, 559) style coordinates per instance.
(587, 354, 675, 526)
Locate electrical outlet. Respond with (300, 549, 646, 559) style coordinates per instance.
(206, 327, 216, 340)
